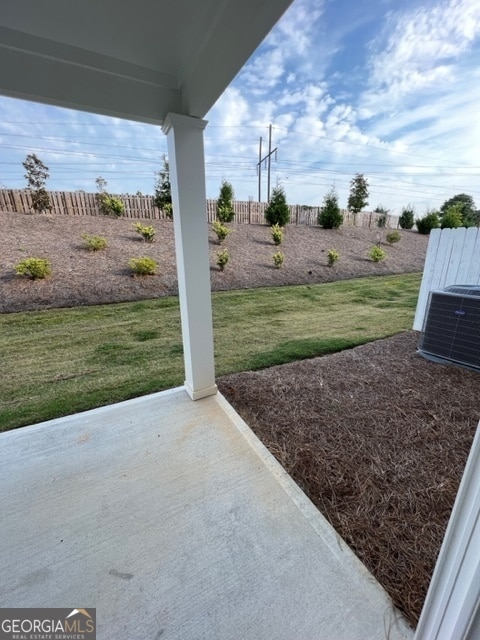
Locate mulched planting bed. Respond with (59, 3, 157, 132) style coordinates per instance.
(218, 332, 480, 628)
(0, 210, 428, 312)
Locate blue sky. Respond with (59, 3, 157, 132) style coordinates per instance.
(1, 0, 480, 215)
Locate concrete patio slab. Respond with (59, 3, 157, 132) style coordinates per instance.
(0, 388, 413, 639)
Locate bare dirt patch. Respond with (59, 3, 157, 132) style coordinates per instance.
(0, 211, 428, 312)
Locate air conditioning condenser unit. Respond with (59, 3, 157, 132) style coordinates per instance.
(418, 285, 480, 371)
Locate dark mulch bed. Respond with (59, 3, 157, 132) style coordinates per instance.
(218, 332, 480, 628)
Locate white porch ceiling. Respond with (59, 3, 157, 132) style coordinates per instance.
(0, 0, 293, 123)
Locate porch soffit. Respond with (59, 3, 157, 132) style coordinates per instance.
(0, 0, 293, 123)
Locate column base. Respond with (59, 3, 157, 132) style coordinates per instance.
(184, 382, 218, 401)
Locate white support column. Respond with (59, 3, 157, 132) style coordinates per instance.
(162, 113, 217, 400)
(415, 420, 480, 640)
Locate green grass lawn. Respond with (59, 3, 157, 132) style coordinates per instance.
(0, 273, 421, 432)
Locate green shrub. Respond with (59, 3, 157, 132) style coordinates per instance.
(212, 220, 231, 243)
(15, 257, 51, 279)
(265, 186, 290, 226)
(271, 223, 284, 246)
(441, 205, 464, 229)
(163, 203, 173, 220)
(272, 251, 284, 268)
(81, 233, 107, 251)
(318, 188, 343, 229)
(95, 176, 124, 217)
(416, 212, 439, 235)
(217, 180, 235, 223)
(97, 194, 124, 217)
(386, 230, 401, 245)
(133, 222, 156, 243)
(368, 246, 387, 262)
(399, 206, 415, 229)
(216, 249, 230, 272)
(327, 249, 339, 267)
(128, 256, 158, 276)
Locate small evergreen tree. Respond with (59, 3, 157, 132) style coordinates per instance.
(264, 186, 290, 226)
(347, 173, 369, 222)
(154, 155, 172, 218)
(216, 180, 235, 222)
(22, 153, 51, 213)
(318, 188, 343, 229)
(399, 206, 415, 230)
(440, 204, 464, 229)
(416, 211, 439, 235)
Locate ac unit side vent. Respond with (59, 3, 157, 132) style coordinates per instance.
(418, 289, 480, 371)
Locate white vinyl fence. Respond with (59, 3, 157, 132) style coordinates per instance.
(413, 227, 480, 331)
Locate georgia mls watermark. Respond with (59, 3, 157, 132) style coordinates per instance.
(0, 608, 96, 640)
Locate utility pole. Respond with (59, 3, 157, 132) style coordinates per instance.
(258, 136, 262, 202)
(267, 124, 272, 202)
(256, 125, 277, 202)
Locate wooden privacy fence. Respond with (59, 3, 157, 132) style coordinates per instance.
(413, 227, 480, 331)
(0, 189, 399, 228)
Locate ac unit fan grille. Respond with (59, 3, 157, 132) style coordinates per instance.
(419, 291, 480, 370)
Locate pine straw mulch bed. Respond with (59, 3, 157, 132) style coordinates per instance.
(218, 332, 480, 629)
(0, 210, 428, 313)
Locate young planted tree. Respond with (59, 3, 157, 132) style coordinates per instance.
(440, 204, 464, 229)
(399, 206, 415, 230)
(347, 173, 369, 223)
(216, 180, 235, 223)
(154, 154, 172, 218)
(265, 186, 290, 226)
(22, 153, 51, 213)
(318, 188, 343, 229)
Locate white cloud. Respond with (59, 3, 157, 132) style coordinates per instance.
(362, 0, 480, 114)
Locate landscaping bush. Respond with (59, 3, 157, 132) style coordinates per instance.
(128, 257, 158, 276)
(271, 224, 284, 246)
(153, 155, 172, 217)
(416, 212, 439, 235)
(318, 188, 343, 229)
(441, 205, 464, 229)
(399, 206, 415, 230)
(216, 249, 230, 272)
(212, 220, 231, 243)
(386, 230, 401, 245)
(15, 257, 51, 279)
(81, 233, 107, 251)
(327, 249, 339, 267)
(265, 187, 290, 226)
(98, 194, 124, 217)
(272, 251, 284, 268)
(368, 246, 387, 262)
(95, 176, 125, 217)
(216, 180, 235, 223)
(133, 222, 156, 243)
